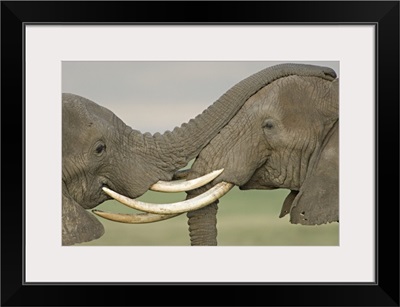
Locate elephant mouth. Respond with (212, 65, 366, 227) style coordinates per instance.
(237, 158, 277, 191)
(92, 169, 234, 223)
(68, 180, 110, 210)
(77, 178, 115, 209)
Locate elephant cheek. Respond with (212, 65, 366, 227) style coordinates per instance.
(76, 179, 109, 209)
(190, 135, 267, 186)
(211, 159, 264, 187)
(239, 166, 274, 190)
(239, 177, 268, 190)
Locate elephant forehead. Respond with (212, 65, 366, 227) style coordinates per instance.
(265, 76, 317, 107)
(252, 77, 330, 125)
(62, 97, 127, 152)
(63, 93, 126, 129)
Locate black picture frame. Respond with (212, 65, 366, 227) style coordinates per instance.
(1, 1, 399, 306)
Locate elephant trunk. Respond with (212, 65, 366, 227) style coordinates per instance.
(154, 63, 337, 174)
(184, 168, 224, 245)
(97, 64, 338, 245)
(186, 199, 219, 246)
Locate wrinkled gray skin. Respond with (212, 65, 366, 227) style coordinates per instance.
(62, 92, 242, 245)
(62, 63, 337, 246)
(186, 72, 339, 245)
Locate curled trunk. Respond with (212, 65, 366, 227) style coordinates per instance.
(152, 64, 337, 175)
(106, 64, 337, 198)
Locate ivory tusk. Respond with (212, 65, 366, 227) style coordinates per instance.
(92, 210, 180, 224)
(103, 182, 234, 214)
(150, 169, 224, 192)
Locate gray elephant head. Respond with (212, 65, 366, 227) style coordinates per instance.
(93, 63, 338, 246)
(185, 71, 339, 245)
(62, 92, 235, 245)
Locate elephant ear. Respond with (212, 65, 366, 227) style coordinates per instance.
(288, 121, 339, 225)
(279, 190, 298, 218)
(62, 194, 105, 245)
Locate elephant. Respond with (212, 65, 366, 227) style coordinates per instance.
(186, 73, 339, 245)
(62, 63, 337, 246)
(62, 93, 231, 245)
(93, 63, 338, 246)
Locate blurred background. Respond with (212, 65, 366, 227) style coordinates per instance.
(62, 61, 339, 246)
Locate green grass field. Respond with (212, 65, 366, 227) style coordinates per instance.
(78, 187, 339, 246)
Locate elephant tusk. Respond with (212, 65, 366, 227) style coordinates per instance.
(92, 210, 180, 223)
(150, 169, 224, 192)
(102, 182, 234, 214)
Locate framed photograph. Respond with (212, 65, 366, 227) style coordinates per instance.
(2, 1, 399, 306)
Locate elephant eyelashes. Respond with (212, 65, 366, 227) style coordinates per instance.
(95, 143, 106, 155)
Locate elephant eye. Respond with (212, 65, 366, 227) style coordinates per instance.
(95, 143, 106, 155)
(263, 119, 274, 130)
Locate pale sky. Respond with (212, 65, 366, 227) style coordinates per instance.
(62, 61, 339, 134)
